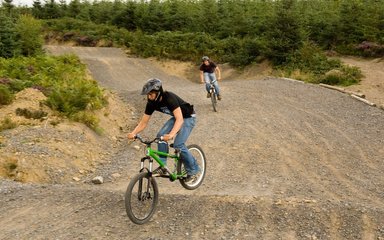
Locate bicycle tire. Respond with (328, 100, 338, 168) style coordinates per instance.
(125, 172, 159, 224)
(177, 144, 206, 190)
(210, 89, 217, 112)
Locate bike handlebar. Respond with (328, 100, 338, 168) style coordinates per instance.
(134, 134, 163, 145)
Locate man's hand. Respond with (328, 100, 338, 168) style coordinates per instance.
(162, 134, 174, 142)
(127, 133, 136, 140)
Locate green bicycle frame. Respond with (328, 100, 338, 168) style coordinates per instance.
(145, 146, 182, 181)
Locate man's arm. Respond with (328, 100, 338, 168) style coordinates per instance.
(162, 107, 183, 141)
(128, 114, 151, 139)
(215, 66, 221, 80)
(200, 70, 205, 83)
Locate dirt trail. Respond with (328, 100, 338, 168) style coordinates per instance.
(341, 56, 384, 107)
(1, 46, 384, 239)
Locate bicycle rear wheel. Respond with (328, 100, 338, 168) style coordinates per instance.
(210, 89, 217, 112)
(177, 144, 206, 190)
(125, 172, 159, 224)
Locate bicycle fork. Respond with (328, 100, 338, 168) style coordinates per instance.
(138, 157, 154, 201)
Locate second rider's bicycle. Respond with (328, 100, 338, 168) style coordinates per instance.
(125, 135, 206, 224)
(209, 81, 218, 112)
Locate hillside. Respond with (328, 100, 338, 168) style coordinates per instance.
(0, 46, 383, 239)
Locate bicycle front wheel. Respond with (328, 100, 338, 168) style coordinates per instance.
(210, 90, 217, 112)
(177, 144, 206, 190)
(125, 172, 159, 224)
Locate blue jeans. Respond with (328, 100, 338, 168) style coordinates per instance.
(204, 72, 220, 95)
(157, 116, 200, 175)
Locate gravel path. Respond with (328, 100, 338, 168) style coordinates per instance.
(1, 46, 383, 239)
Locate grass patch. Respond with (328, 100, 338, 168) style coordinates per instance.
(0, 117, 18, 132)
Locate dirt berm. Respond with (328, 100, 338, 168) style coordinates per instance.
(1, 46, 383, 239)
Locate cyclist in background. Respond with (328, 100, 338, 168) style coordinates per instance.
(199, 56, 222, 100)
(127, 78, 200, 182)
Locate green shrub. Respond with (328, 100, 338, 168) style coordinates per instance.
(45, 78, 105, 115)
(71, 111, 103, 135)
(286, 42, 341, 73)
(1, 54, 107, 132)
(219, 37, 266, 67)
(0, 11, 20, 58)
(130, 31, 217, 62)
(0, 85, 13, 105)
(15, 15, 44, 57)
(280, 41, 362, 85)
(319, 65, 362, 86)
(43, 18, 133, 48)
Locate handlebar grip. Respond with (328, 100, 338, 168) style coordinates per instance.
(134, 134, 142, 142)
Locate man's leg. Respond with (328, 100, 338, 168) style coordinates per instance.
(173, 117, 200, 175)
(156, 117, 175, 165)
(204, 72, 211, 94)
(213, 80, 220, 96)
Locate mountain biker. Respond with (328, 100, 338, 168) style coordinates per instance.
(199, 56, 222, 100)
(127, 78, 200, 182)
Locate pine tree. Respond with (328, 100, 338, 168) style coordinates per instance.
(0, 12, 19, 58)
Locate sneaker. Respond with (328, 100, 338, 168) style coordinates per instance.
(206, 92, 211, 98)
(185, 174, 197, 183)
(217, 95, 222, 100)
(152, 167, 168, 176)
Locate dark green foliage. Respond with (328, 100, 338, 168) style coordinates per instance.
(2, 0, 14, 14)
(43, 18, 133, 47)
(111, 2, 137, 31)
(0, 12, 19, 58)
(36, 0, 383, 63)
(67, 0, 81, 18)
(299, 0, 340, 49)
(130, 31, 216, 61)
(0, 84, 13, 105)
(219, 37, 266, 67)
(6, 0, 381, 87)
(45, 78, 105, 115)
(282, 41, 362, 85)
(264, 0, 304, 65)
(286, 42, 341, 75)
(32, 0, 44, 19)
(0, 13, 43, 58)
(0, 55, 106, 117)
(15, 14, 43, 56)
(43, 0, 62, 19)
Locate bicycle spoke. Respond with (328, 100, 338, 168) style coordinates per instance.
(125, 172, 158, 224)
(178, 144, 206, 190)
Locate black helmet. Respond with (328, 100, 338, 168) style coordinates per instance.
(141, 78, 163, 95)
(202, 56, 210, 61)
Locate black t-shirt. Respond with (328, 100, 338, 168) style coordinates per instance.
(144, 91, 195, 118)
(199, 61, 217, 73)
